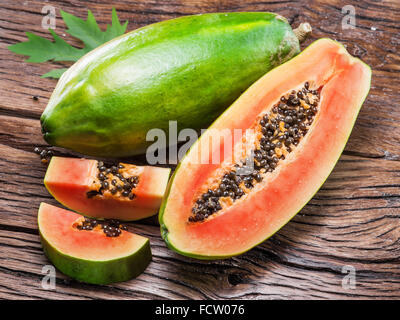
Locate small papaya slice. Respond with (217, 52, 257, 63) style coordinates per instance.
(44, 157, 170, 221)
(38, 203, 151, 284)
(159, 39, 371, 259)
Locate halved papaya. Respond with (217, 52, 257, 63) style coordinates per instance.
(38, 203, 151, 284)
(44, 157, 171, 221)
(159, 39, 371, 259)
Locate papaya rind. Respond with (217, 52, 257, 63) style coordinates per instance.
(38, 204, 152, 284)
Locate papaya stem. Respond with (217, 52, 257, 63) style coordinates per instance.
(294, 23, 312, 43)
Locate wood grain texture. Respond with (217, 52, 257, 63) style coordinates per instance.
(0, 0, 399, 300)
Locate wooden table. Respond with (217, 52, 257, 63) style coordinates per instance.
(0, 0, 399, 300)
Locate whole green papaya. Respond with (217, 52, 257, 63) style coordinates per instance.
(41, 12, 310, 157)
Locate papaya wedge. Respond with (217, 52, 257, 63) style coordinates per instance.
(159, 39, 371, 259)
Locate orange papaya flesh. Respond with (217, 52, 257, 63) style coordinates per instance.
(44, 157, 171, 221)
(159, 39, 372, 259)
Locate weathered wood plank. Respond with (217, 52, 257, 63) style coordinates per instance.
(0, 223, 399, 300)
(0, 139, 399, 299)
(1, 1, 399, 157)
(0, 0, 399, 299)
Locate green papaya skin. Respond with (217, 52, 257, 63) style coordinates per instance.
(41, 12, 302, 157)
(40, 231, 152, 284)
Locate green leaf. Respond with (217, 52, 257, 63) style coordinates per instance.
(104, 8, 129, 41)
(8, 8, 128, 78)
(41, 68, 68, 79)
(61, 8, 128, 54)
(8, 30, 83, 63)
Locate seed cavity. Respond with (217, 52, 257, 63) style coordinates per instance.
(189, 82, 320, 223)
(86, 162, 139, 200)
(74, 217, 128, 237)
